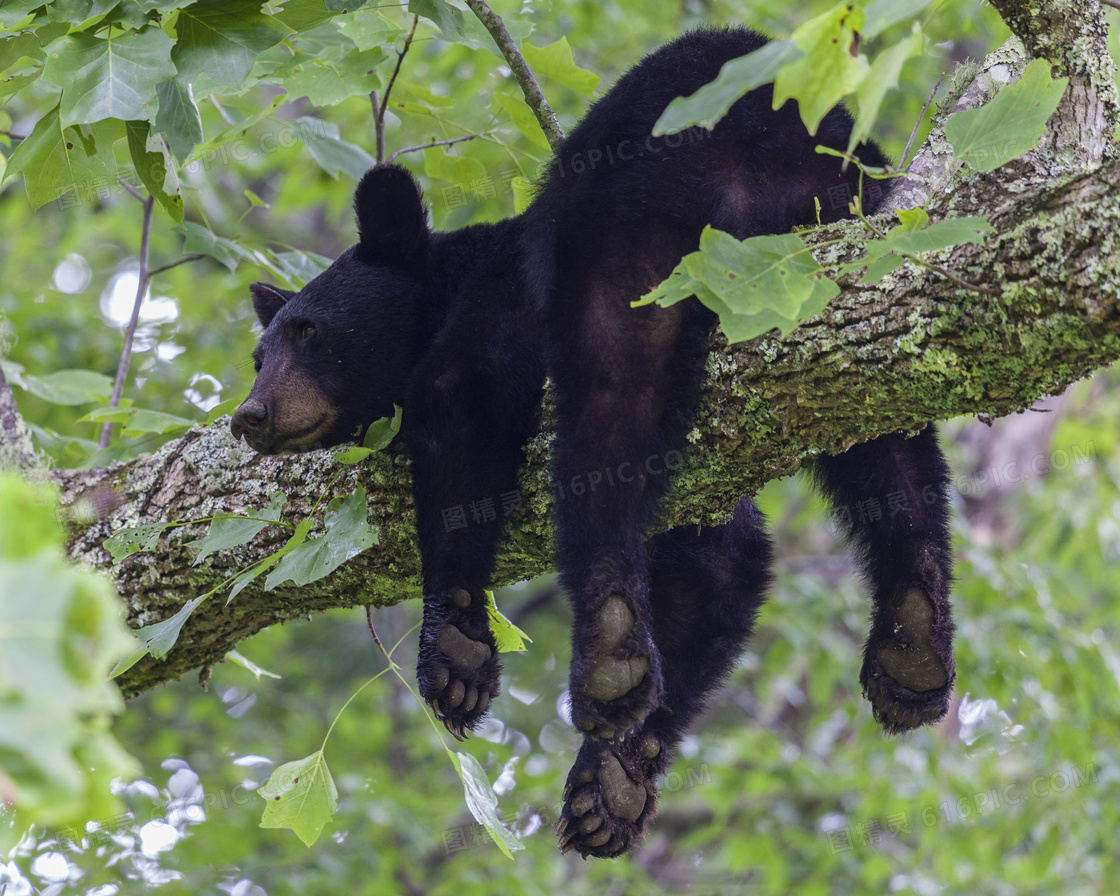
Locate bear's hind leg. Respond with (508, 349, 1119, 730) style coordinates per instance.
(812, 426, 954, 733)
(559, 499, 772, 857)
(551, 294, 714, 741)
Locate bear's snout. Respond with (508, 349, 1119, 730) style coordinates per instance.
(231, 398, 273, 451)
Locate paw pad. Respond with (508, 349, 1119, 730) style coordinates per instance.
(862, 588, 954, 733)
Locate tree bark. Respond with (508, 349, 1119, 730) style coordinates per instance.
(9, 0, 1119, 697)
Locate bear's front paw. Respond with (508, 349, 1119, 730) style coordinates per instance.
(862, 587, 955, 734)
(557, 732, 666, 858)
(569, 593, 662, 739)
(417, 588, 501, 740)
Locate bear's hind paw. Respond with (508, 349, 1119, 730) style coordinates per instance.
(557, 733, 665, 859)
(862, 587, 955, 734)
(570, 593, 661, 739)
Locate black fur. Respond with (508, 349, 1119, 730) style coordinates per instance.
(233, 27, 954, 858)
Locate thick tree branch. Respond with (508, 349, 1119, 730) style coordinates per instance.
(988, 0, 1119, 167)
(0, 363, 38, 470)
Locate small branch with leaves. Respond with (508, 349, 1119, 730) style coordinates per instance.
(370, 14, 420, 164)
(463, 0, 564, 149)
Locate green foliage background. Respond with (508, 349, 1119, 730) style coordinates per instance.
(2, 0, 1120, 893)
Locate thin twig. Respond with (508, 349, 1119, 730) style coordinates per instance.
(148, 253, 206, 277)
(1101, 0, 1120, 10)
(371, 15, 419, 165)
(117, 176, 145, 202)
(462, 0, 564, 150)
(370, 90, 385, 164)
(0, 129, 27, 141)
(381, 14, 419, 119)
(100, 195, 154, 449)
(385, 130, 493, 164)
(366, 606, 383, 651)
(922, 260, 1000, 295)
(900, 72, 944, 172)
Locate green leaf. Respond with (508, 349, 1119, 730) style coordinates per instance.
(896, 207, 930, 232)
(154, 77, 204, 161)
(0, 476, 137, 848)
(408, 0, 466, 38)
(44, 0, 117, 25)
(945, 58, 1069, 172)
(269, 0, 347, 32)
(2, 364, 113, 405)
(773, 2, 870, 135)
(849, 27, 923, 155)
(103, 521, 175, 562)
(334, 446, 372, 464)
(259, 750, 339, 847)
(40, 28, 175, 127)
(637, 228, 838, 343)
(81, 404, 195, 436)
(522, 36, 600, 97)
(293, 115, 376, 180)
(182, 93, 286, 167)
(265, 248, 333, 288)
(108, 644, 150, 679)
(134, 595, 204, 658)
(179, 219, 259, 271)
(865, 214, 995, 261)
(4, 105, 120, 209)
(452, 11, 532, 56)
(0, 1, 45, 28)
(187, 493, 286, 566)
(276, 47, 384, 107)
(485, 590, 531, 654)
(172, 0, 287, 92)
(337, 13, 404, 51)
(494, 92, 551, 150)
(423, 146, 487, 194)
(862, 0, 936, 39)
(362, 405, 402, 450)
(454, 752, 521, 858)
(265, 487, 378, 589)
(227, 518, 312, 604)
(653, 40, 801, 136)
(0, 31, 43, 71)
(125, 119, 184, 222)
(860, 253, 908, 284)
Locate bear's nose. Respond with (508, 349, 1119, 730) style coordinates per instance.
(231, 398, 271, 443)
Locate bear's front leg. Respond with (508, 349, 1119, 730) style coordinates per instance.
(417, 586, 501, 740)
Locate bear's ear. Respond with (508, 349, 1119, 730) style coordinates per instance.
(250, 282, 295, 328)
(354, 165, 429, 270)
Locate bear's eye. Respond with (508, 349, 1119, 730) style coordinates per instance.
(301, 325, 316, 341)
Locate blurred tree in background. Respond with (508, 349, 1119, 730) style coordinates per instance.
(1, 0, 1119, 893)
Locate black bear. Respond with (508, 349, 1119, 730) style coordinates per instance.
(232, 27, 955, 858)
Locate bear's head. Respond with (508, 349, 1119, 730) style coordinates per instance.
(232, 166, 429, 454)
